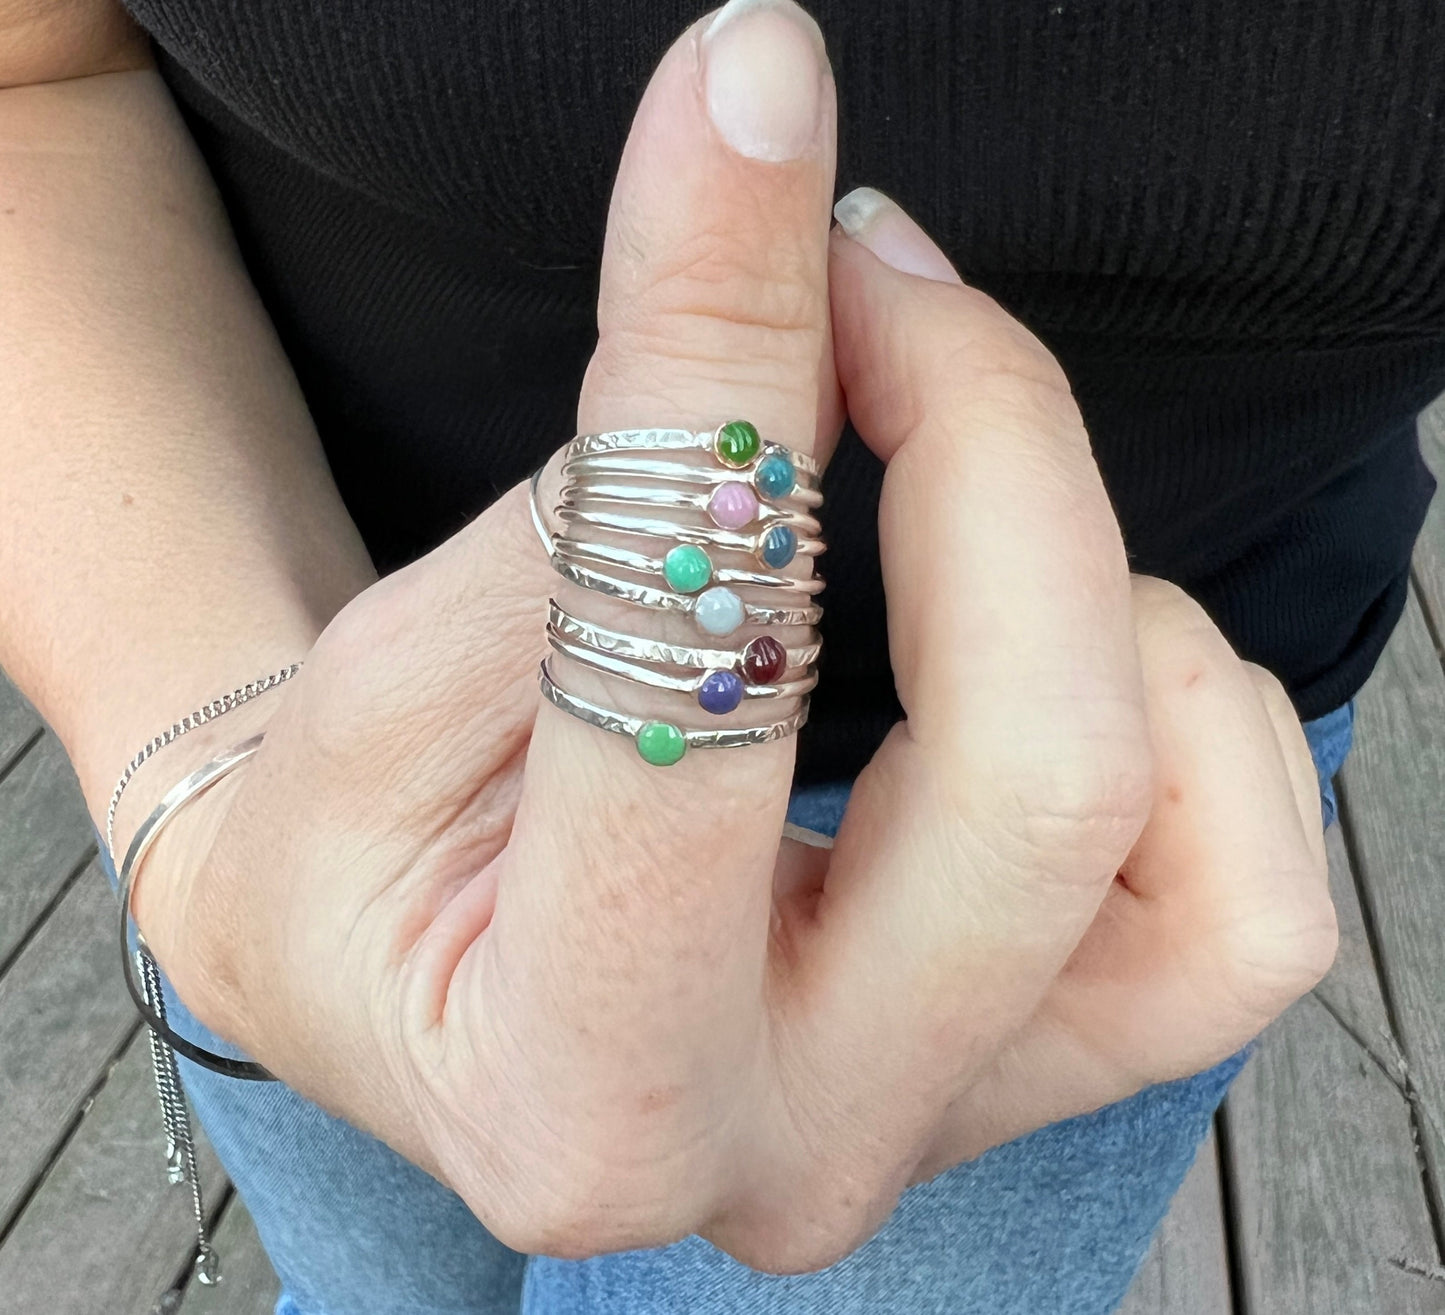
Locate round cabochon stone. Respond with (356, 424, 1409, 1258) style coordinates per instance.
(742, 635, 787, 684)
(755, 453, 796, 499)
(759, 525, 797, 569)
(715, 419, 761, 467)
(698, 668, 745, 715)
(664, 543, 712, 593)
(636, 721, 686, 766)
(694, 586, 746, 636)
(708, 481, 760, 530)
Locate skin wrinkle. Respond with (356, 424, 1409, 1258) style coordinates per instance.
(436, 925, 746, 1257)
(610, 206, 824, 318)
(0, 0, 1342, 1271)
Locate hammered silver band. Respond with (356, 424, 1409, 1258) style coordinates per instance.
(547, 601, 821, 671)
(552, 537, 826, 593)
(535, 421, 825, 765)
(562, 452, 823, 502)
(547, 556, 825, 625)
(539, 661, 810, 749)
(562, 426, 823, 478)
(554, 505, 826, 561)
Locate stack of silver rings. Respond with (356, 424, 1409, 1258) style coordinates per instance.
(531, 421, 825, 766)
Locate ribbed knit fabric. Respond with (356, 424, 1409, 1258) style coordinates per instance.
(122, 0, 1445, 782)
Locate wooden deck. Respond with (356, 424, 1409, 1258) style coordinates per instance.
(3, 407, 1445, 1313)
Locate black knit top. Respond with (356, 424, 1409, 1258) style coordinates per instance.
(121, 0, 1445, 782)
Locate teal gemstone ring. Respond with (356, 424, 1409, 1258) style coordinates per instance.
(530, 421, 825, 764)
(549, 538, 824, 595)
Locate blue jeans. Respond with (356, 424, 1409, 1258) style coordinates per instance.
(106, 704, 1354, 1315)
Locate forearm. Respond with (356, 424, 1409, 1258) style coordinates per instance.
(0, 66, 376, 836)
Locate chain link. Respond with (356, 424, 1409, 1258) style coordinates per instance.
(105, 663, 300, 863)
(106, 662, 301, 1298)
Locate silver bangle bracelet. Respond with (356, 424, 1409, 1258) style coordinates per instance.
(117, 732, 273, 1081)
(112, 730, 279, 1291)
(105, 665, 298, 1288)
(105, 662, 301, 863)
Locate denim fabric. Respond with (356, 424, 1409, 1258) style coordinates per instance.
(1304, 701, 1353, 828)
(102, 708, 1352, 1315)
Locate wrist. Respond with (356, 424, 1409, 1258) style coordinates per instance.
(112, 682, 289, 1012)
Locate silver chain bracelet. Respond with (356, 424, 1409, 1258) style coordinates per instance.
(105, 663, 300, 862)
(106, 662, 300, 1291)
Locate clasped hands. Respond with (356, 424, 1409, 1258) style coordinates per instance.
(130, 0, 1335, 1273)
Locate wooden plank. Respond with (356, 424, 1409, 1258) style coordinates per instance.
(0, 732, 97, 968)
(1339, 589, 1445, 1226)
(179, 1195, 280, 1315)
(0, 669, 42, 772)
(0, 865, 136, 1231)
(1223, 823, 1444, 1313)
(1411, 396, 1445, 635)
(0, 1030, 225, 1315)
(1116, 1128, 1232, 1315)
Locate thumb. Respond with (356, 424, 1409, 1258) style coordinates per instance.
(473, 0, 840, 1165)
(289, 2, 842, 826)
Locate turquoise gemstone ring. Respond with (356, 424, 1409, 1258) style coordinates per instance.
(529, 423, 825, 764)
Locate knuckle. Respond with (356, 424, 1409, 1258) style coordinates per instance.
(941, 283, 1072, 388)
(724, 1221, 870, 1276)
(485, 1188, 611, 1260)
(724, 1179, 897, 1275)
(961, 351, 1082, 441)
(1003, 751, 1154, 871)
(1132, 576, 1220, 652)
(1243, 661, 1306, 739)
(482, 1140, 702, 1260)
(910, 285, 1080, 428)
(1216, 885, 1339, 1015)
(1241, 660, 1291, 707)
(599, 222, 826, 372)
(944, 723, 1155, 881)
(587, 325, 814, 419)
(1133, 578, 1250, 695)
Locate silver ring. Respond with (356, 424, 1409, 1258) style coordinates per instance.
(547, 602, 821, 670)
(531, 422, 824, 763)
(547, 632, 818, 701)
(554, 506, 826, 560)
(549, 557, 824, 629)
(551, 538, 824, 595)
(561, 452, 823, 504)
(539, 660, 809, 764)
(559, 483, 822, 538)
(564, 426, 822, 480)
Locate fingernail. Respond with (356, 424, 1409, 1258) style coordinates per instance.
(703, 0, 826, 162)
(833, 187, 962, 284)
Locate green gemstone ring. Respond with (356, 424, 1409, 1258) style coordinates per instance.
(537, 662, 810, 767)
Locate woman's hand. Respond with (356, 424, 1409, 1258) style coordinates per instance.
(822, 191, 1337, 1174)
(129, 0, 1334, 1273)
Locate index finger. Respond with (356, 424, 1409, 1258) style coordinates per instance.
(791, 192, 1152, 1118)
